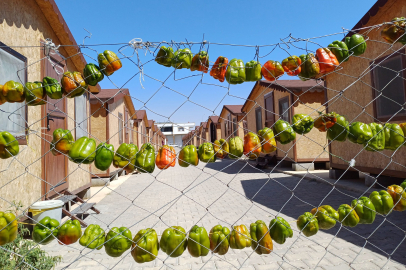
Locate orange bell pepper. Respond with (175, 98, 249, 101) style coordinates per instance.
(156, 145, 176, 170)
(261, 60, 284, 82)
(313, 114, 337, 132)
(281, 56, 301, 76)
(243, 132, 262, 160)
(316, 48, 339, 74)
(210, 56, 228, 82)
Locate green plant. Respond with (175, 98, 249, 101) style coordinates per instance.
(0, 224, 62, 270)
(0, 202, 61, 269)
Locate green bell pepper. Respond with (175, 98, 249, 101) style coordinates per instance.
(292, 114, 314, 134)
(43, 76, 62, 99)
(0, 212, 18, 246)
(369, 190, 394, 216)
(155, 46, 174, 67)
(226, 59, 246, 84)
(131, 228, 159, 263)
(105, 227, 132, 257)
(95, 143, 114, 171)
(25, 81, 46, 106)
(348, 122, 373, 144)
(364, 123, 385, 151)
(228, 137, 243, 159)
(198, 142, 216, 163)
(68, 136, 96, 164)
(297, 212, 319, 237)
(328, 41, 349, 63)
(187, 225, 210, 257)
(250, 220, 273, 255)
(273, 119, 296, 144)
(134, 143, 155, 173)
(79, 224, 105, 250)
(50, 129, 73, 156)
(351, 196, 376, 224)
(209, 225, 230, 255)
(229, 224, 251, 249)
(401, 180, 406, 190)
(179, 145, 199, 167)
(269, 217, 293, 245)
(310, 205, 339, 230)
(171, 48, 193, 69)
(345, 34, 367, 56)
(57, 220, 82, 245)
(83, 63, 104, 86)
(160, 226, 187, 257)
(32, 217, 59, 245)
(245, 60, 262, 82)
(338, 204, 359, 227)
(2, 80, 25, 103)
(298, 53, 320, 81)
(113, 143, 138, 173)
(326, 112, 349, 142)
(0, 131, 19, 159)
(384, 123, 404, 150)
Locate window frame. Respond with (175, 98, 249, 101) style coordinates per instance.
(118, 112, 123, 144)
(264, 92, 275, 128)
(278, 96, 291, 123)
(0, 41, 28, 144)
(255, 107, 262, 132)
(371, 49, 406, 122)
(232, 117, 237, 136)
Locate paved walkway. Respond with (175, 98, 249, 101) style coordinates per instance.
(43, 159, 406, 270)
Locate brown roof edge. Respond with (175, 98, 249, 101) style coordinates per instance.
(35, 0, 100, 94)
(344, 0, 389, 38)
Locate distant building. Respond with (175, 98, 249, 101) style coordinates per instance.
(156, 122, 195, 146)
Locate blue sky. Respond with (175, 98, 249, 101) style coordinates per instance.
(55, 0, 377, 125)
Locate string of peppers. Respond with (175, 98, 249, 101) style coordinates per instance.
(1, 177, 405, 262)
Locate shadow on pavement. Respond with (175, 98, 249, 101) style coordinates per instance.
(207, 159, 406, 266)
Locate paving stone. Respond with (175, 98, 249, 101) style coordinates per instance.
(44, 159, 406, 269)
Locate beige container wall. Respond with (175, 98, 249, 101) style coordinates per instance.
(106, 99, 125, 173)
(67, 98, 90, 191)
(269, 90, 295, 160)
(90, 103, 107, 175)
(325, 0, 406, 173)
(0, 0, 90, 211)
(292, 92, 329, 161)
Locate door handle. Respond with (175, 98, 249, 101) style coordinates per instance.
(47, 116, 54, 131)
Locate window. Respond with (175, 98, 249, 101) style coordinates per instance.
(372, 52, 406, 121)
(74, 93, 88, 139)
(118, 112, 123, 144)
(161, 126, 173, 132)
(243, 120, 248, 135)
(0, 42, 27, 143)
(264, 92, 275, 127)
(232, 117, 237, 136)
(178, 127, 184, 132)
(130, 120, 133, 144)
(227, 113, 232, 137)
(255, 107, 262, 132)
(124, 109, 129, 143)
(278, 96, 290, 122)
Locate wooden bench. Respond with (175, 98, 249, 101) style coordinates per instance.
(59, 190, 100, 227)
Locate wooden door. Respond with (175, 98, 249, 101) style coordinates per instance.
(42, 53, 68, 198)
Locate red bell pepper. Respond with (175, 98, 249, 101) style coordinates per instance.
(282, 56, 301, 76)
(316, 48, 339, 74)
(210, 56, 228, 82)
